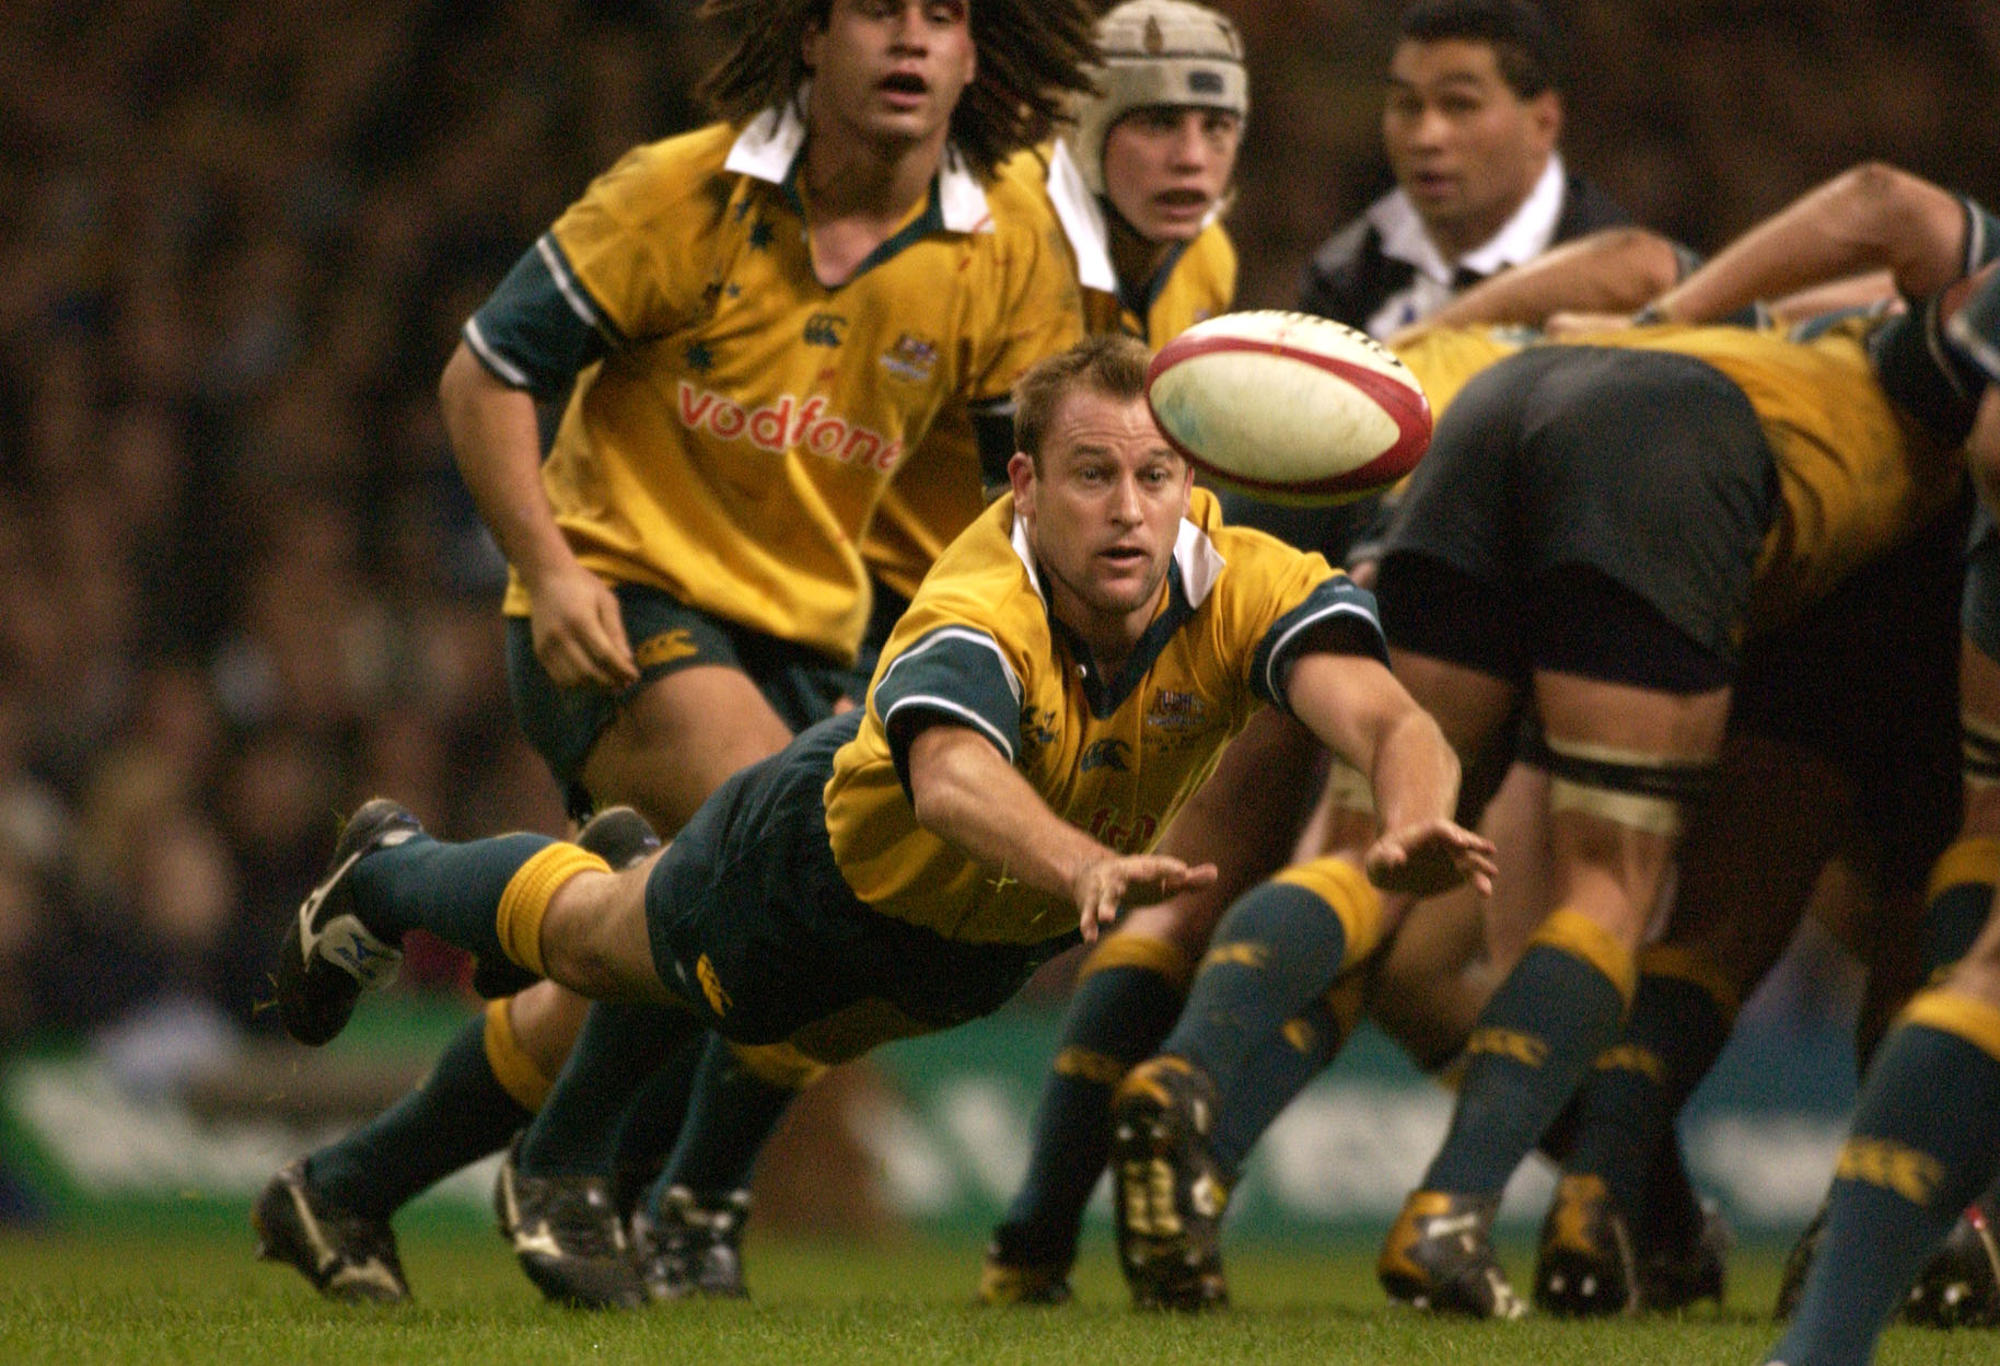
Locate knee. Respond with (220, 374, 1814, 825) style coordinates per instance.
(1118, 897, 1223, 963)
(537, 868, 656, 1000)
(505, 981, 588, 1078)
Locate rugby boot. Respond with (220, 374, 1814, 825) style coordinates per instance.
(1945, 260, 2000, 385)
(1109, 1057, 1229, 1311)
(1773, 1200, 1827, 1320)
(1532, 1173, 1639, 1317)
(277, 798, 421, 1046)
(632, 1186, 751, 1302)
(252, 1158, 409, 1304)
(1379, 1189, 1526, 1319)
(495, 1138, 644, 1309)
(977, 1222, 1074, 1307)
(471, 805, 661, 998)
(1635, 1196, 1730, 1312)
(1903, 1195, 2000, 1328)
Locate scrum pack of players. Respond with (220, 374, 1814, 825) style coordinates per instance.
(250, 2, 2000, 1361)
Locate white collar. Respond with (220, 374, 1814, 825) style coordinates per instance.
(723, 93, 992, 234)
(1043, 140, 1227, 296)
(1368, 153, 1568, 285)
(1009, 506, 1225, 611)
(1044, 141, 1119, 293)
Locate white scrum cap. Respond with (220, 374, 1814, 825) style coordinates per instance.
(1067, 0, 1249, 197)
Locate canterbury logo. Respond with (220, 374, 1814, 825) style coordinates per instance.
(1053, 1047, 1128, 1086)
(1836, 1136, 1945, 1206)
(635, 629, 701, 669)
(1465, 1027, 1548, 1067)
(803, 313, 846, 347)
(677, 384, 903, 472)
(1592, 1043, 1665, 1081)
(696, 954, 733, 1017)
(1080, 739, 1131, 773)
(1201, 943, 1269, 972)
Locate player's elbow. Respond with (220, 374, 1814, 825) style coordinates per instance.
(1823, 161, 1934, 243)
(908, 769, 969, 841)
(1832, 160, 1916, 215)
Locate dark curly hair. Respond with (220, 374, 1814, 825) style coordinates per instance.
(697, 0, 1100, 178)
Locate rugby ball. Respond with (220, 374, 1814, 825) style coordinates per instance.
(1146, 310, 1432, 504)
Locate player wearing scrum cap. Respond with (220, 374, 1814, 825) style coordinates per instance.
(866, 0, 1248, 616)
(609, 0, 1253, 1305)
(959, 0, 1260, 1309)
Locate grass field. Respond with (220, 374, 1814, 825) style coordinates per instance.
(1, 1226, 1993, 1364)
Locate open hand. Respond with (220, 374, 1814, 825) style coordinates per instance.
(1364, 819, 1497, 898)
(1071, 854, 1218, 943)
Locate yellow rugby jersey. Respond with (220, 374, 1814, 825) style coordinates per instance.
(862, 143, 1236, 604)
(823, 487, 1384, 946)
(1570, 321, 1964, 630)
(1391, 320, 1963, 632)
(470, 104, 1080, 663)
(1391, 324, 1530, 420)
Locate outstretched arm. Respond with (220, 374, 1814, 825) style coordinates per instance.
(905, 723, 1217, 942)
(1283, 650, 1496, 897)
(1648, 161, 1967, 324)
(1389, 226, 1686, 340)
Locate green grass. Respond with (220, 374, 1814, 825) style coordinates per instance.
(0, 1227, 1988, 1364)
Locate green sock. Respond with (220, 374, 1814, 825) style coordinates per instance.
(1164, 864, 1379, 1084)
(609, 1035, 704, 1216)
(307, 1011, 531, 1219)
(1423, 909, 1633, 1197)
(517, 1001, 699, 1178)
(1209, 977, 1362, 1180)
(655, 1035, 800, 1203)
(1923, 838, 2000, 975)
(1565, 951, 1735, 1229)
(995, 939, 1189, 1265)
(351, 831, 556, 964)
(1640, 1137, 1704, 1254)
(1768, 992, 2000, 1366)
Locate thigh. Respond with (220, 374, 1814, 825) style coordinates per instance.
(1534, 670, 1731, 944)
(1386, 646, 1520, 760)
(514, 584, 847, 830)
(584, 663, 795, 835)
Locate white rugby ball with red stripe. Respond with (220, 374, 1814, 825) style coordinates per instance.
(1146, 310, 1432, 504)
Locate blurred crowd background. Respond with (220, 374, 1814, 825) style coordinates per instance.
(0, 0, 1995, 1088)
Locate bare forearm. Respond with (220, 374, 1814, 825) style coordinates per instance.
(438, 342, 578, 587)
(1652, 162, 1965, 323)
(1285, 652, 1459, 827)
(1365, 708, 1461, 832)
(1404, 228, 1683, 335)
(910, 733, 1110, 898)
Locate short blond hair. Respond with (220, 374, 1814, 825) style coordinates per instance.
(1013, 334, 1153, 467)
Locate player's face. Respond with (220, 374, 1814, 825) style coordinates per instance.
(1382, 38, 1559, 257)
(804, 0, 976, 154)
(1100, 105, 1243, 243)
(1011, 390, 1192, 654)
